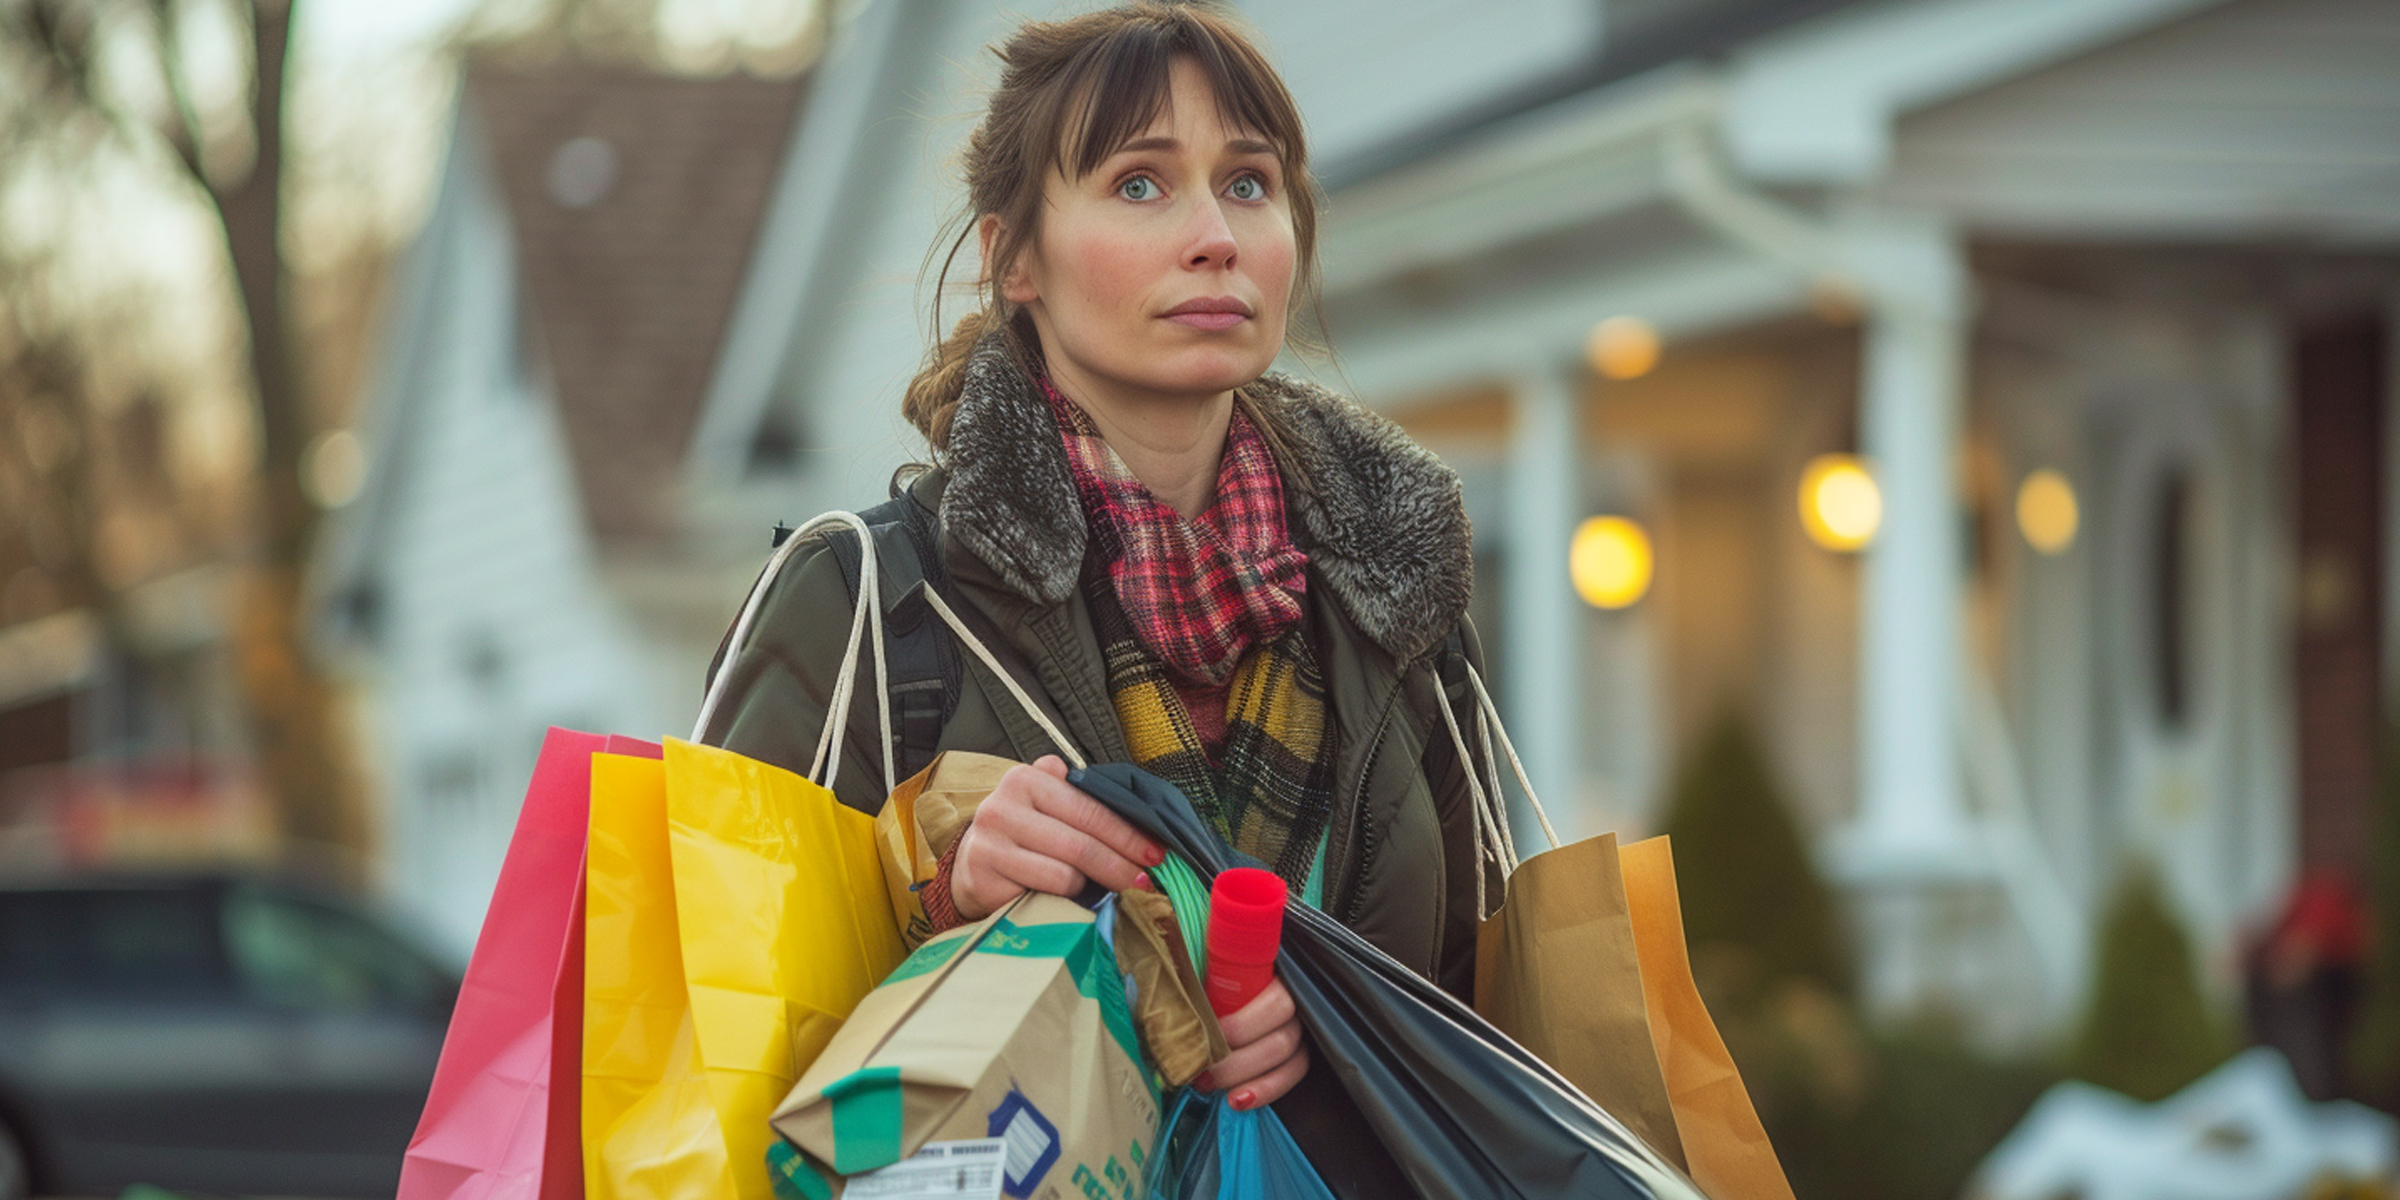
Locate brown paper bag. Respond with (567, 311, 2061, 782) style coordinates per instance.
(1115, 887, 1228, 1088)
(769, 892, 1158, 1197)
(872, 751, 1015, 946)
(1476, 833, 1687, 1171)
(1621, 835, 1795, 1200)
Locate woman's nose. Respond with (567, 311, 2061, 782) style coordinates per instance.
(1184, 198, 1238, 269)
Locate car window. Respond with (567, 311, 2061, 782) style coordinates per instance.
(0, 888, 229, 997)
(222, 888, 450, 1013)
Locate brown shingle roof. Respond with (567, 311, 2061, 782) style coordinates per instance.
(470, 66, 806, 544)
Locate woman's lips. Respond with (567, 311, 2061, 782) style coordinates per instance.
(1165, 311, 1248, 331)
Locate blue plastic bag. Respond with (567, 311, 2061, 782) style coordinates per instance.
(1150, 1088, 1339, 1200)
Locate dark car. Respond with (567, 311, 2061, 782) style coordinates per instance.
(0, 873, 457, 1199)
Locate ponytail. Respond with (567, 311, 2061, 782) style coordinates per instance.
(902, 309, 994, 456)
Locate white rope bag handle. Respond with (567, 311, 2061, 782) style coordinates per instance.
(698, 511, 1532, 918)
(1435, 656, 1563, 911)
(920, 587, 1087, 770)
(692, 511, 1089, 791)
(693, 512, 894, 795)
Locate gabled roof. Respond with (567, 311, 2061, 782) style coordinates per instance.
(1321, 0, 1861, 189)
(470, 65, 807, 543)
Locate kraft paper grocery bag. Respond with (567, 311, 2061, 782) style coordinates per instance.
(661, 737, 908, 1200)
(399, 727, 606, 1200)
(1476, 832, 1686, 1172)
(583, 748, 738, 1199)
(873, 751, 1015, 947)
(770, 892, 1158, 1197)
(1621, 835, 1795, 1200)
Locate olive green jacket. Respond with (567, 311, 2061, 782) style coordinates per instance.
(699, 335, 1500, 999)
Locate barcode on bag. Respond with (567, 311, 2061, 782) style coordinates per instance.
(843, 1138, 1006, 1199)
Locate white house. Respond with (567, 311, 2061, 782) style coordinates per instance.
(323, 0, 2399, 1053)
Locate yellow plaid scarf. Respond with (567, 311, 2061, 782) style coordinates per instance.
(1086, 569, 1337, 888)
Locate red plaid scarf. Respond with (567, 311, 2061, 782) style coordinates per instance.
(1041, 375, 1308, 690)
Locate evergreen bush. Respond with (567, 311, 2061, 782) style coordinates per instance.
(1659, 713, 1850, 997)
(2348, 723, 2400, 1112)
(2065, 865, 2237, 1102)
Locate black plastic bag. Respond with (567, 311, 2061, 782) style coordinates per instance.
(1070, 763, 1701, 1200)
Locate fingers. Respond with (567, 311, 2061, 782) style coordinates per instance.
(1229, 1043, 1309, 1111)
(1005, 809, 1151, 895)
(1206, 1016, 1305, 1095)
(1215, 977, 1296, 1048)
(954, 762, 1163, 916)
(953, 824, 1090, 919)
(1024, 776, 1164, 871)
(1205, 979, 1306, 1104)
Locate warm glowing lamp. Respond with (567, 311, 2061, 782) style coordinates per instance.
(1586, 316, 1661, 381)
(2016, 468, 2079, 555)
(304, 429, 367, 509)
(1570, 516, 1653, 609)
(1799, 455, 1880, 552)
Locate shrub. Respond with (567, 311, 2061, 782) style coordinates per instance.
(2064, 866, 2237, 1101)
(2348, 724, 2400, 1112)
(1659, 713, 1849, 998)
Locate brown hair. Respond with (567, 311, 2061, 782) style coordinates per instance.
(901, 1, 1323, 455)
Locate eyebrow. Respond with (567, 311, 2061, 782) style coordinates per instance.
(1114, 135, 1280, 158)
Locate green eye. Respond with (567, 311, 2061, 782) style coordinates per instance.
(1228, 175, 1266, 202)
(1119, 176, 1159, 201)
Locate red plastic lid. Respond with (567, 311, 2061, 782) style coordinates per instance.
(1208, 868, 1288, 963)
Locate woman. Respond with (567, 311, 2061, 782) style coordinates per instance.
(701, 3, 1496, 1119)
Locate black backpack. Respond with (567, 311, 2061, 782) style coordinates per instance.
(703, 477, 967, 781)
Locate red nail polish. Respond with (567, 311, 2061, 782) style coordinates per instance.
(1135, 872, 1154, 892)
(1194, 1072, 1214, 1092)
(1231, 1089, 1256, 1111)
(1147, 846, 1166, 867)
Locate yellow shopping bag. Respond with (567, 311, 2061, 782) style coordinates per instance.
(576, 507, 931, 1196)
(660, 738, 905, 1199)
(583, 748, 737, 1198)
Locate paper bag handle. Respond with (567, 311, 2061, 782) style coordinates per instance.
(693, 511, 895, 795)
(692, 512, 1091, 789)
(1435, 661, 1563, 869)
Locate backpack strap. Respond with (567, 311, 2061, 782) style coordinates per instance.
(819, 484, 965, 782)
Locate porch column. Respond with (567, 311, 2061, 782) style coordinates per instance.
(1503, 363, 1584, 837)
(1841, 221, 1980, 876)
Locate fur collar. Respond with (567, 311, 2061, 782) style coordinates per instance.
(941, 332, 1474, 664)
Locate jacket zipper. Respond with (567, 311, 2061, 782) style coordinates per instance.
(1330, 691, 1400, 924)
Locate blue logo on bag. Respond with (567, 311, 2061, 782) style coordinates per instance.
(987, 1088, 1061, 1198)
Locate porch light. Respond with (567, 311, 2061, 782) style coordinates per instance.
(304, 429, 367, 509)
(1800, 454, 1879, 552)
(2016, 468, 2079, 555)
(1570, 516, 1653, 609)
(1586, 316, 1660, 381)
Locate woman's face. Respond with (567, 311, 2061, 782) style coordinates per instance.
(995, 57, 1297, 407)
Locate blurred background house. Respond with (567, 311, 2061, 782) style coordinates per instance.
(7, 0, 2396, 1193)
(315, 0, 2399, 1045)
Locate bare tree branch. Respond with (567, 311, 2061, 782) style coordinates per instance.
(147, 0, 211, 184)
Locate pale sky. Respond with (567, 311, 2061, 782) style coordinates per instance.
(298, 0, 489, 63)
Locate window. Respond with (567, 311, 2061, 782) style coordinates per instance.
(0, 888, 227, 997)
(223, 888, 449, 1014)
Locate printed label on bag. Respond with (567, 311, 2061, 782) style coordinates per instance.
(986, 1089, 1062, 1198)
(842, 1138, 1006, 1199)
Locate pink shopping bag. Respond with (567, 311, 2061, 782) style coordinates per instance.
(399, 729, 660, 1200)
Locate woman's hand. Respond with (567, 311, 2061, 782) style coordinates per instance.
(951, 756, 1165, 921)
(1200, 978, 1309, 1110)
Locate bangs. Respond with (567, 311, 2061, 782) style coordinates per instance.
(1052, 14, 1306, 181)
